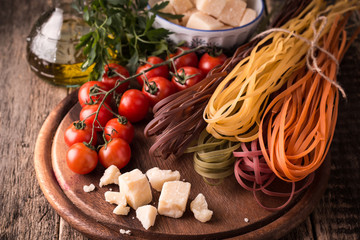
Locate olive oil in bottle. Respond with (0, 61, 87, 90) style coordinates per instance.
(26, 2, 91, 87)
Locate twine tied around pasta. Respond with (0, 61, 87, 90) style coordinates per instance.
(252, 16, 346, 98)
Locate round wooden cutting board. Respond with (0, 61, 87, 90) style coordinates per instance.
(34, 90, 330, 240)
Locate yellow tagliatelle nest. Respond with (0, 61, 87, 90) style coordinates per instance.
(203, 0, 359, 143)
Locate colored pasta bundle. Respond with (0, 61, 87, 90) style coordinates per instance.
(232, 4, 360, 209)
(233, 140, 314, 211)
(185, 129, 241, 184)
(258, 14, 360, 182)
(204, 0, 359, 143)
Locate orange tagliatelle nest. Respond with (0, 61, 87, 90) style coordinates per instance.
(258, 14, 360, 182)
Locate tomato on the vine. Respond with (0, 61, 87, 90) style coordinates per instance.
(104, 117, 134, 144)
(118, 89, 149, 123)
(101, 63, 130, 94)
(64, 121, 97, 147)
(171, 66, 205, 91)
(78, 81, 111, 107)
(198, 52, 227, 75)
(79, 103, 113, 131)
(66, 142, 98, 174)
(168, 46, 198, 71)
(142, 76, 176, 107)
(136, 56, 169, 87)
(99, 138, 131, 169)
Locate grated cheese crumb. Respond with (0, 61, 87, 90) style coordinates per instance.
(119, 229, 131, 235)
(83, 184, 95, 193)
(99, 165, 121, 187)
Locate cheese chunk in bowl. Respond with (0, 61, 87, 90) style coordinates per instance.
(149, 0, 264, 49)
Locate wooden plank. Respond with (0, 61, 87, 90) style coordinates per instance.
(59, 218, 88, 240)
(0, 0, 67, 239)
(280, 219, 314, 240)
(310, 40, 360, 240)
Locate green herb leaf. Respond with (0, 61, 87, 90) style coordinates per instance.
(146, 28, 170, 41)
(76, 32, 93, 50)
(136, 0, 149, 10)
(76, 0, 174, 79)
(156, 12, 184, 20)
(150, 1, 168, 12)
(152, 40, 168, 56)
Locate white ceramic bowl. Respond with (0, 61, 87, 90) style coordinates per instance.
(151, 0, 264, 49)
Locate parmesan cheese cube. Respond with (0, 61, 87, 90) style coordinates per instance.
(190, 193, 213, 223)
(181, 8, 198, 26)
(83, 184, 95, 193)
(146, 167, 181, 192)
(119, 169, 152, 210)
(186, 12, 224, 30)
(170, 0, 194, 15)
(113, 205, 130, 216)
(136, 205, 158, 230)
(196, 0, 226, 18)
(239, 8, 257, 26)
(104, 191, 127, 206)
(158, 181, 191, 218)
(99, 165, 121, 187)
(218, 0, 247, 27)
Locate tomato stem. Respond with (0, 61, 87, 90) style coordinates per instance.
(86, 84, 107, 105)
(73, 120, 86, 130)
(117, 116, 128, 125)
(171, 69, 199, 86)
(83, 142, 96, 151)
(207, 46, 223, 58)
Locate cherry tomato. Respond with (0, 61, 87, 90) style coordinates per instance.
(64, 121, 97, 147)
(142, 76, 176, 107)
(171, 66, 205, 91)
(79, 103, 113, 131)
(104, 117, 134, 144)
(168, 46, 198, 71)
(99, 138, 131, 169)
(136, 56, 169, 87)
(198, 52, 227, 75)
(118, 89, 149, 122)
(101, 63, 130, 93)
(66, 142, 98, 174)
(78, 81, 111, 107)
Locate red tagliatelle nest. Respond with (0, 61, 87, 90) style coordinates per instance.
(234, 140, 314, 211)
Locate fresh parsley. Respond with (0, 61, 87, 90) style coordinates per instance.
(76, 0, 182, 80)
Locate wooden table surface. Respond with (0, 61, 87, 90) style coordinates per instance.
(1, 0, 359, 239)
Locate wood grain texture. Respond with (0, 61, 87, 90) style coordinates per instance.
(1, 0, 359, 239)
(0, 1, 67, 239)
